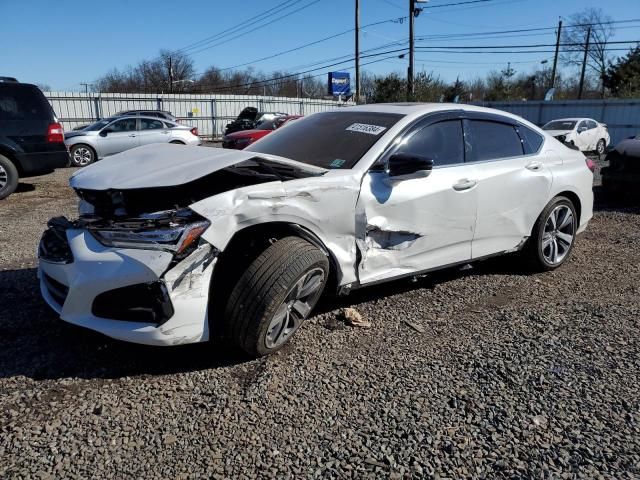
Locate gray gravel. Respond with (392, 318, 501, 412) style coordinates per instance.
(1, 160, 639, 479)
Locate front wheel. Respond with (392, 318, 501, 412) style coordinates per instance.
(596, 139, 606, 156)
(524, 196, 577, 271)
(70, 144, 96, 167)
(224, 236, 329, 357)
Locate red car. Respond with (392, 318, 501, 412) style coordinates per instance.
(222, 115, 302, 150)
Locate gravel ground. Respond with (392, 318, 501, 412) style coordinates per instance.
(0, 159, 639, 479)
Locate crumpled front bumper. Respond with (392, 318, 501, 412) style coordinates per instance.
(38, 228, 217, 346)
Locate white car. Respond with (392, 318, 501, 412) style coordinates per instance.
(542, 118, 610, 155)
(38, 104, 594, 357)
(64, 116, 201, 167)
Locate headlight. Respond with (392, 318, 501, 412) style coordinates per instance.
(236, 137, 254, 145)
(90, 220, 210, 255)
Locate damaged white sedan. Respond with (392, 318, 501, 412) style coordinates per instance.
(38, 104, 594, 356)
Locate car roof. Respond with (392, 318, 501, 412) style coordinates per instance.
(546, 118, 593, 122)
(333, 102, 538, 125)
(111, 115, 177, 123)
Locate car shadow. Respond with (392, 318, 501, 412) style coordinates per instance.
(593, 185, 640, 214)
(0, 267, 251, 381)
(15, 182, 36, 193)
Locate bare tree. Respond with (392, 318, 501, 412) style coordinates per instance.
(561, 8, 615, 97)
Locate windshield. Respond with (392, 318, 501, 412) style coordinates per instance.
(255, 117, 281, 130)
(84, 117, 116, 131)
(245, 111, 403, 169)
(543, 120, 577, 131)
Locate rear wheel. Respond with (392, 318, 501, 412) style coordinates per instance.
(70, 144, 96, 167)
(596, 138, 606, 156)
(169, 140, 185, 145)
(523, 196, 577, 271)
(0, 154, 19, 200)
(224, 236, 329, 357)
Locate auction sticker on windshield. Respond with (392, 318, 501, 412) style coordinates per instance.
(346, 123, 387, 135)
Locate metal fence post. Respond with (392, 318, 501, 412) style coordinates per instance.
(94, 95, 101, 120)
(211, 99, 217, 141)
(299, 100, 304, 116)
(157, 97, 162, 111)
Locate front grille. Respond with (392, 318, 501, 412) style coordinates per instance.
(43, 273, 69, 307)
(92, 282, 174, 325)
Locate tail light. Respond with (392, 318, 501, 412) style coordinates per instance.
(47, 122, 64, 143)
(190, 127, 198, 136)
(585, 158, 596, 173)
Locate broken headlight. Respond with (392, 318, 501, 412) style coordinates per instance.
(90, 219, 210, 255)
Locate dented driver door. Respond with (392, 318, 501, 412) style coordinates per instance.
(355, 118, 478, 285)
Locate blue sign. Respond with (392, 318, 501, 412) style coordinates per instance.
(328, 72, 351, 96)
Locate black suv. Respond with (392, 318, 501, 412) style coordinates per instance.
(0, 79, 69, 199)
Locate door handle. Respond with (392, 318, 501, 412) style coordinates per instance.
(162, 130, 170, 134)
(128, 134, 136, 137)
(525, 161, 543, 171)
(453, 179, 477, 191)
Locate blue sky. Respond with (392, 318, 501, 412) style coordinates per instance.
(1, 0, 639, 91)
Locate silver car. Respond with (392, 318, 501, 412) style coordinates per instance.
(65, 116, 201, 166)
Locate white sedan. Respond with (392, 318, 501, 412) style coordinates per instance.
(542, 118, 610, 155)
(38, 104, 593, 357)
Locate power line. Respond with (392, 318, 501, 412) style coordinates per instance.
(422, 0, 495, 8)
(415, 39, 640, 49)
(173, 0, 301, 54)
(186, 0, 321, 56)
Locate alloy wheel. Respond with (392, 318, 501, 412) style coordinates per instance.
(73, 147, 93, 166)
(541, 205, 575, 265)
(0, 164, 7, 190)
(596, 140, 605, 155)
(265, 267, 325, 349)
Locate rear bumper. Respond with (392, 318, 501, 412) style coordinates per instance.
(15, 149, 69, 176)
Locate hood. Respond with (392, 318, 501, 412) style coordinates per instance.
(614, 138, 640, 158)
(69, 143, 327, 190)
(226, 129, 270, 139)
(545, 130, 572, 137)
(65, 130, 91, 139)
(237, 107, 259, 121)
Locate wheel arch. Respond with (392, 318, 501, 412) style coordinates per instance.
(0, 146, 23, 175)
(207, 221, 342, 338)
(555, 190, 582, 225)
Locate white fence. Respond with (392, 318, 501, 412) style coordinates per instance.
(44, 92, 353, 139)
(475, 99, 640, 145)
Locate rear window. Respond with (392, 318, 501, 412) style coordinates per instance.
(0, 85, 52, 122)
(543, 120, 577, 131)
(518, 124, 544, 154)
(246, 111, 403, 169)
(468, 120, 524, 161)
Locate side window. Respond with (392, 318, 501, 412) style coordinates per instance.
(577, 120, 588, 132)
(396, 120, 465, 167)
(517, 124, 544, 154)
(140, 118, 164, 130)
(467, 120, 523, 161)
(587, 120, 598, 130)
(109, 118, 137, 132)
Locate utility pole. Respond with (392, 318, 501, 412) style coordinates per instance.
(355, 0, 360, 103)
(578, 26, 591, 100)
(407, 0, 415, 101)
(168, 56, 174, 94)
(550, 19, 562, 89)
(407, 0, 427, 101)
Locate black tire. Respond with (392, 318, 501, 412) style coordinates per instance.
(224, 236, 329, 357)
(0, 154, 19, 200)
(69, 144, 96, 167)
(523, 196, 577, 272)
(596, 139, 606, 156)
(169, 140, 185, 145)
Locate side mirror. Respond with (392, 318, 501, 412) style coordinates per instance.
(388, 152, 434, 178)
(100, 128, 113, 137)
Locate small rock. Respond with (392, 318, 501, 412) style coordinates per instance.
(340, 308, 371, 328)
